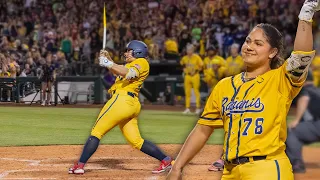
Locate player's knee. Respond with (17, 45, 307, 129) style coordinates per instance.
(185, 90, 191, 96)
(194, 89, 200, 96)
(90, 130, 103, 140)
(128, 138, 144, 150)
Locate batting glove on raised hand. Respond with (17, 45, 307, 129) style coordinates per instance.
(99, 49, 114, 68)
(100, 49, 113, 61)
(299, 0, 320, 22)
(99, 56, 114, 68)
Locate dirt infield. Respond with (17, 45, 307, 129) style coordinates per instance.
(0, 145, 319, 180)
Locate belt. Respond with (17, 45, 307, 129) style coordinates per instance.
(112, 90, 136, 98)
(225, 156, 267, 165)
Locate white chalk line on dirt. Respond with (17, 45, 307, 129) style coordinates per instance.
(0, 158, 40, 166)
(0, 169, 158, 180)
(0, 157, 161, 179)
(0, 169, 42, 179)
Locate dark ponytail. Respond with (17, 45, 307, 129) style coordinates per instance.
(255, 23, 285, 69)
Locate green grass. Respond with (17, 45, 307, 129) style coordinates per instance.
(0, 107, 224, 146)
(1, 107, 319, 147)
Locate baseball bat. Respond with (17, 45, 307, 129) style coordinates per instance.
(103, 3, 107, 49)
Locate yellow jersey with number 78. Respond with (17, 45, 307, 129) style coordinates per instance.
(198, 62, 304, 161)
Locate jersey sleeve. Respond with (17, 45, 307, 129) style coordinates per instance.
(129, 58, 148, 78)
(197, 82, 223, 128)
(180, 56, 186, 66)
(197, 55, 204, 70)
(278, 50, 315, 99)
(278, 62, 305, 99)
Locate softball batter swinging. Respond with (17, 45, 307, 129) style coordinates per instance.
(69, 40, 173, 174)
(167, 0, 319, 179)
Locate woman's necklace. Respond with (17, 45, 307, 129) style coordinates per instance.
(243, 72, 257, 82)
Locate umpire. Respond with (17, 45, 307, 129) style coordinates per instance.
(286, 71, 320, 173)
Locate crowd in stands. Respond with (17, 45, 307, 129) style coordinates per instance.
(0, 0, 319, 80)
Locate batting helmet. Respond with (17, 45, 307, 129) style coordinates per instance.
(126, 40, 148, 58)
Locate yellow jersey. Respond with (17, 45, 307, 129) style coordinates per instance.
(226, 55, 244, 76)
(180, 54, 203, 75)
(203, 55, 225, 69)
(0, 71, 11, 77)
(198, 62, 304, 161)
(165, 39, 178, 53)
(108, 58, 149, 95)
(203, 66, 227, 89)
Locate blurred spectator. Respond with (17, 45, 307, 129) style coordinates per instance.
(93, 51, 102, 76)
(164, 84, 172, 104)
(222, 28, 234, 57)
(0, 71, 13, 102)
(60, 31, 72, 61)
(203, 46, 226, 92)
(82, 31, 91, 62)
(164, 36, 179, 60)
(39, 54, 56, 106)
(152, 30, 166, 58)
(225, 43, 244, 76)
(148, 43, 159, 60)
(55, 51, 68, 76)
(0, 0, 317, 77)
(178, 29, 192, 54)
(191, 22, 202, 43)
(19, 64, 35, 77)
(0, 53, 8, 75)
(45, 31, 57, 53)
(311, 53, 320, 87)
(8, 53, 20, 78)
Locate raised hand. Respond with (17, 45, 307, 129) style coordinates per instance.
(299, 0, 320, 22)
(99, 56, 114, 68)
(99, 49, 114, 68)
(100, 49, 113, 62)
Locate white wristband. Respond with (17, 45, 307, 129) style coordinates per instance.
(99, 56, 114, 69)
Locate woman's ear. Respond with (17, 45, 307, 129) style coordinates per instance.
(269, 48, 278, 59)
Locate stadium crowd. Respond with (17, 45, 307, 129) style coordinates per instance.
(0, 0, 320, 80)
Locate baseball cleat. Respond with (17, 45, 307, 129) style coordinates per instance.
(68, 162, 85, 174)
(208, 159, 224, 171)
(182, 108, 191, 114)
(195, 108, 202, 115)
(152, 158, 173, 174)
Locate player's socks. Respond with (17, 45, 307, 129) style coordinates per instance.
(79, 136, 100, 164)
(140, 140, 167, 161)
(162, 156, 172, 161)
